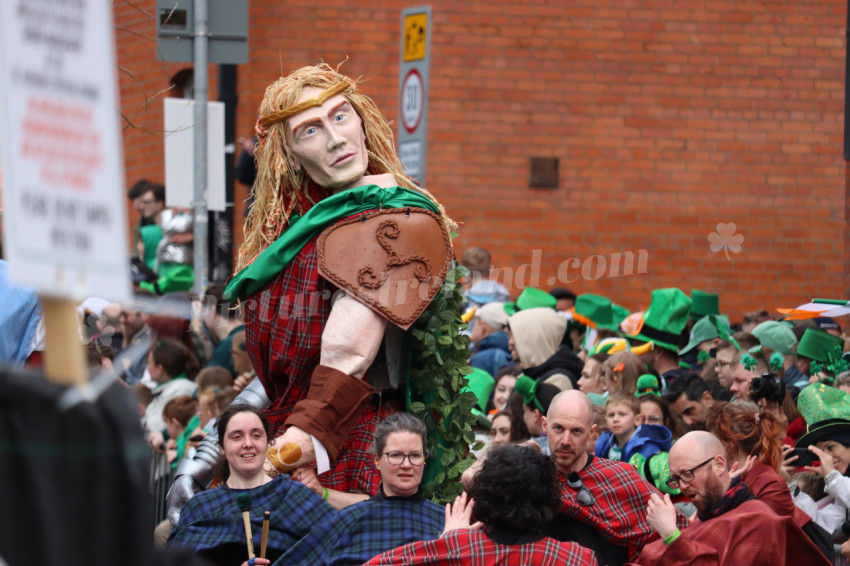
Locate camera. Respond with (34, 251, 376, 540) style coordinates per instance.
(749, 372, 785, 402)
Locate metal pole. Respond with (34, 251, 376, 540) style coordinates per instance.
(193, 0, 209, 296)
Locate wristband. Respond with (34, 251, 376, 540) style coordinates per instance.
(663, 529, 681, 546)
(323, 487, 329, 501)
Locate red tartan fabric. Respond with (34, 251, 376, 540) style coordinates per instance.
(630, 499, 831, 566)
(558, 456, 689, 561)
(363, 529, 599, 566)
(243, 237, 331, 429)
(242, 229, 401, 494)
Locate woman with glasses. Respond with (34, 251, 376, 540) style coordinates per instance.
(280, 413, 444, 565)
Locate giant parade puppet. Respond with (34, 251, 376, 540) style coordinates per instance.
(167, 64, 477, 524)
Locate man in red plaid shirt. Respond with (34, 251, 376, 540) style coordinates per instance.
(168, 64, 455, 523)
(542, 390, 689, 565)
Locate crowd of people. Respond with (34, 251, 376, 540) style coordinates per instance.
(3, 63, 850, 565)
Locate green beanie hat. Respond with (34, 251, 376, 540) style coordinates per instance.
(635, 374, 660, 397)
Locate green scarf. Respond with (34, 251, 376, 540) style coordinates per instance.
(224, 184, 439, 301)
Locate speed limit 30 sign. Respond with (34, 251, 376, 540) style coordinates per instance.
(401, 69, 424, 134)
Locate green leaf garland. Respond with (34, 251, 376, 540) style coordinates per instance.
(407, 262, 478, 503)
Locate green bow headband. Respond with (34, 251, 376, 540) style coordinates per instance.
(514, 375, 546, 413)
(741, 346, 784, 374)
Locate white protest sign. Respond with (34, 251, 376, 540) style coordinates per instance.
(0, 0, 130, 301)
(164, 97, 226, 212)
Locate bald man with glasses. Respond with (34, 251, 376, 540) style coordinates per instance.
(632, 431, 829, 565)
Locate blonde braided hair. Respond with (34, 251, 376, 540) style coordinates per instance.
(236, 63, 455, 272)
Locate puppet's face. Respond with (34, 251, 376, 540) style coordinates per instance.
(285, 86, 368, 192)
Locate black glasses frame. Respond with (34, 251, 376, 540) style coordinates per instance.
(667, 456, 715, 490)
(383, 451, 426, 466)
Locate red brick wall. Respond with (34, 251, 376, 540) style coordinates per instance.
(114, 0, 847, 322)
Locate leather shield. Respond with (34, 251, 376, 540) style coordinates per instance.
(317, 208, 451, 329)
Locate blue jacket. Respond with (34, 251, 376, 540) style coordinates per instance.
(469, 331, 513, 378)
(595, 424, 672, 463)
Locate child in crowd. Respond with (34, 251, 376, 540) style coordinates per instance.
(595, 393, 672, 462)
(145, 339, 197, 452)
(162, 395, 199, 468)
(213, 387, 239, 415)
(130, 382, 154, 419)
(586, 404, 608, 456)
(195, 366, 234, 392)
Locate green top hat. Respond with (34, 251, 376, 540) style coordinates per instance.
(573, 294, 619, 332)
(795, 383, 850, 448)
(503, 287, 556, 316)
(611, 304, 631, 328)
(635, 374, 660, 396)
(462, 367, 495, 415)
(797, 328, 844, 363)
(679, 315, 730, 356)
(752, 321, 797, 356)
(630, 288, 692, 353)
(689, 290, 719, 321)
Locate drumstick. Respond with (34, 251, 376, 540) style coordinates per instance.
(236, 493, 255, 559)
(260, 511, 270, 558)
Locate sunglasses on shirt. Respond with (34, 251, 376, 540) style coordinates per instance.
(566, 472, 595, 507)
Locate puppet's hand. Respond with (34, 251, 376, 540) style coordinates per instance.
(266, 426, 316, 473)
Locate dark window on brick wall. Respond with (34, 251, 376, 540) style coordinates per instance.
(529, 157, 559, 189)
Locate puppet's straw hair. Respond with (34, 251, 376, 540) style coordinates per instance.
(236, 62, 455, 273)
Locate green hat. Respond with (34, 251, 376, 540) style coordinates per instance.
(629, 288, 692, 353)
(689, 290, 719, 321)
(514, 375, 545, 413)
(629, 451, 681, 495)
(573, 294, 619, 332)
(679, 315, 730, 356)
(503, 287, 557, 316)
(611, 304, 631, 328)
(797, 328, 844, 363)
(462, 367, 495, 415)
(795, 383, 850, 448)
(752, 321, 797, 356)
(635, 374, 660, 396)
